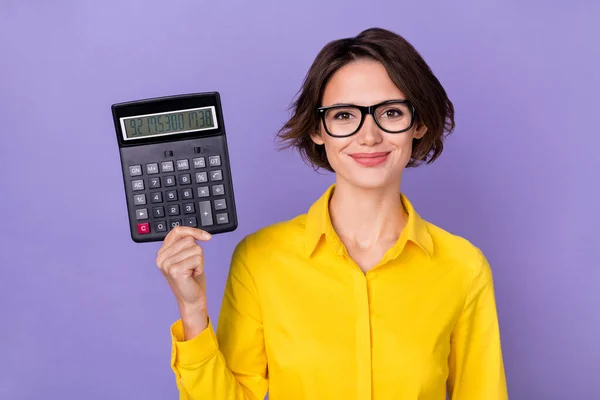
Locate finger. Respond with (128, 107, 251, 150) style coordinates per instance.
(160, 243, 204, 274)
(159, 227, 211, 258)
(164, 253, 204, 280)
(163, 226, 212, 248)
(157, 234, 197, 261)
(157, 236, 199, 268)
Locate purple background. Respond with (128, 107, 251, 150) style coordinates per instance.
(1, 1, 598, 399)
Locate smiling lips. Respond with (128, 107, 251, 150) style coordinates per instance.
(348, 152, 391, 167)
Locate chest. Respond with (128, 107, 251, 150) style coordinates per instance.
(262, 270, 459, 398)
(345, 242, 394, 273)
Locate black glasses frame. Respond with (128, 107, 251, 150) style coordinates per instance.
(316, 99, 416, 138)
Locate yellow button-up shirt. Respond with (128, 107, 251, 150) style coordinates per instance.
(170, 184, 508, 399)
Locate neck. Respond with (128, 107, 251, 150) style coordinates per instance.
(328, 177, 407, 251)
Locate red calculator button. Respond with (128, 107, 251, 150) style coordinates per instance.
(137, 222, 150, 234)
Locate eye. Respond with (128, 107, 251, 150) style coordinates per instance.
(380, 108, 404, 119)
(333, 111, 355, 120)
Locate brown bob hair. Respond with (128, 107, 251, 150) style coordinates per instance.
(276, 27, 455, 172)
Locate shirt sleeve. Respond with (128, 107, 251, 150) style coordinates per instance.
(447, 248, 508, 399)
(170, 237, 269, 400)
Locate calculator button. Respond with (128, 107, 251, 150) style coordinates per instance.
(167, 204, 180, 216)
(169, 219, 182, 229)
(214, 199, 227, 210)
(210, 170, 223, 181)
(178, 173, 192, 185)
(135, 208, 148, 220)
(216, 213, 229, 225)
(149, 177, 161, 188)
(146, 163, 159, 174)
(155, 221, 167, 232)
(132, 180, 144, 191)
(195, 172, 208, 183)
(184, 217, 198, 227)
(164, 176, 176, 187)
(193, 157, 206, 168)
(208, 155, 221, 167)
(176, 159, 190, 170)
(197, 186, 210, 198)
(161, 161, 174, 172)
(150, 192, 163, 203)
(137, 222, 150, 234)
(133, 194, 146, 205)
(129, 165, 142, 176)
(152, 206, 165, 218)
(181, 188, 194, 200)
(165, 190, 178, 201)
(183, 202, 196, 214)
(212, 184, 225, 196)
(199, 201, 213, 226)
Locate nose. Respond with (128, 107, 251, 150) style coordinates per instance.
(356, 114, 383, 146)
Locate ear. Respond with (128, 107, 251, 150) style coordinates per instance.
(311, 130, 325, 145)
(413, 122, 428, 140)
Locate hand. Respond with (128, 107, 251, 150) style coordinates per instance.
(156, 226, 212, 330)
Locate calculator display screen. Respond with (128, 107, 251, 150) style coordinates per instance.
(120, 106, 218, 140)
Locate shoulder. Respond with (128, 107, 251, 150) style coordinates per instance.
(423, 219, 492, 283)
(231, 213, 308, 263)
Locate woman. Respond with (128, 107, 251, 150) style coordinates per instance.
(156, 27, 508, 400)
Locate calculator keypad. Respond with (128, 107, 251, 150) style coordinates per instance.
(155, 222, 167, 232)
(214, 199, 226, 210)
(208, 155, 221, 166)
(212, 184, 225, 196)
(164, 176, 176, 187)
(128, 154, 231, 235)
(149, 178, 161, 188)
(132, 180, 144, 191)
(176, 159, 190, 170)
(129, 165, 142, 176)
(195, 172, 207, 183)
(161, 161, 174, 172)
(146, 163, 159, 174)
(138, 222, 150, 234)
(193, 157, 205, 168)
(197, 186, 209, 197)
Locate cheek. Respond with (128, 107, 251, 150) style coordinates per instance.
(393, 134, 415, 154)
(321, 134, 351, 155)
(321, 138, 352, 169)
(389, 135, 417, 167)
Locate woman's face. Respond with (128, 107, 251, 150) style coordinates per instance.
(312, 59, 427, 190)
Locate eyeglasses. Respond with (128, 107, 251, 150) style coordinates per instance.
(316, 99, 416, 138)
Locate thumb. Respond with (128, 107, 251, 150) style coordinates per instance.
(193, 270, 206, 288)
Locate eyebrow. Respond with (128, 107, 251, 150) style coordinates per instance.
(326, 103, 353, 107)
(322, 99, 408, 107)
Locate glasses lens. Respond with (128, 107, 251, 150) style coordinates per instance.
(324, 107, 362, 136)
(375, 102, 412, 132)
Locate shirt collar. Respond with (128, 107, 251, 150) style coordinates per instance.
(304, 184, 433, 259)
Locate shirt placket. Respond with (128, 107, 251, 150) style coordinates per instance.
(352, 268, 373, 399)
(326, 228, 374, 399)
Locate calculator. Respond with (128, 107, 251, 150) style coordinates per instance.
(111, 92, 238, 243)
